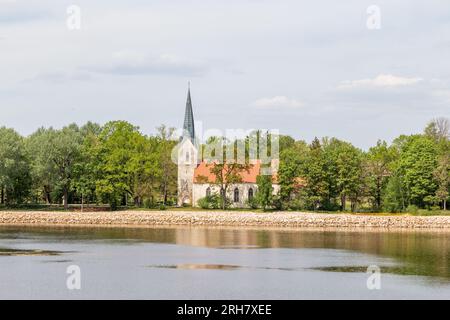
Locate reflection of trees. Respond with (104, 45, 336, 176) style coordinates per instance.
(178, 229, 450, 279)
(1, 225, 448, 279)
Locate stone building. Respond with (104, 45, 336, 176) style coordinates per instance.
(177, 86, 280, 207)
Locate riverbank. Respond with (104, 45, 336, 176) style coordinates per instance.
(1, 210, 450, 229)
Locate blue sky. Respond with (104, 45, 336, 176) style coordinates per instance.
(1, 0, 449, 149)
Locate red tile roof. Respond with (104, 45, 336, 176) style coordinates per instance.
(194, 161, 262, 184)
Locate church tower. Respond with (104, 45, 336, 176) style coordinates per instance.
(177, 84, 198, 206)
(183, 83, 195, 143)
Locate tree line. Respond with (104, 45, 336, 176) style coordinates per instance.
(0, 118, 448, 213)
(273, 118, 449, 213)
(0, 121, 177, 210)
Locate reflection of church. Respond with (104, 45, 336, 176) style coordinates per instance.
(177, 86, 280, 207)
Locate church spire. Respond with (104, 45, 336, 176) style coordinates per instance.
(183, 83, 195, 143)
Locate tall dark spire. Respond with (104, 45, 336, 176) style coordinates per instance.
(183, 83, 195, 143)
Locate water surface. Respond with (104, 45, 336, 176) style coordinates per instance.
(0, 225, 449, 299)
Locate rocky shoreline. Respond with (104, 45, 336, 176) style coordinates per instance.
(0, 210, 450, 229)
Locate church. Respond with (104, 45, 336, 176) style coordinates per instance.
(177, 86, 280, 208)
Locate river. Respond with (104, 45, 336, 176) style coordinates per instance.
(0, 225, 449, 299)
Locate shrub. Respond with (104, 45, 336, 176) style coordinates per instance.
(406, 205, 419, 214)
(246, 196, 259, 209)
(287, 198, 307, 211)
(197, 194, 221, 209)
(143, 198, 154, 209)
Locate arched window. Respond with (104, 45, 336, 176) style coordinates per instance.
(234, 188, 240, 203)
(248, 188, 254, 200)
(206, 187, 211, 197)
(185, 151, 190, 163)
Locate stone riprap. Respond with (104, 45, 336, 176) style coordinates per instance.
(0, 211, 450, 229)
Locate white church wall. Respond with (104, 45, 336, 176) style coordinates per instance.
(192, 183, 279, 208)
(177, 138, 198, 206)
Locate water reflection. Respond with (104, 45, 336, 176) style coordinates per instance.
(0, 225, 449, 279)
(149, 263, 300, 272)
(149, 264, 242, 270)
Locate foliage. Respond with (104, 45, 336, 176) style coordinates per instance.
(0, 117, 447, 214)
(208, 161, 252, 209)
(406, 205, 419, 214)
(256, 175, 273, 210)
(197, 194, 221, 209)
(383, 173, 406, 213)
(395, 135, 438, 208)
(26, 124, 83, 209)
(0, 127, 31, 204)
(365, 140, 397, 211)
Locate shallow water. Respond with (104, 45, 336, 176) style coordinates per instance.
(0, 225, 449, 299)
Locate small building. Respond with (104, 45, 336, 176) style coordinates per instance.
(177, 86, 280, 207)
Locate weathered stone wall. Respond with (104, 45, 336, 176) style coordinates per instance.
(1, 211, 450, 229)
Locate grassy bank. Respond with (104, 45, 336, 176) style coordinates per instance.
(0, 204, 449, 216)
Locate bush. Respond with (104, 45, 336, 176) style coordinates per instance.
(271, 195, 283, 211)
(197, 194, 221, 209)
(159, 204, 167, 210)
(287, 198, 307, 211)
(197, 197, 209, 209)
(406, 205, 419, 214)
(143, 198, 154, 209)
(246, 196, 259, 209)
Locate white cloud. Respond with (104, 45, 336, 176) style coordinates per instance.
(338, 74, 423, 89)
(252, 96, 304, 109)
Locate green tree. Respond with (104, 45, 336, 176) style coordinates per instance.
(93, 121, 145, 209)
(322, 138, 364, 211)
(366, 140, 397, 211)
(278, 146, 305, 207)
(208, 160, 251, 209)
(301, 137, 329, 210)
(396, 135, 438, 208)
(383, 172, 406, 212)
(72, 122, 102, 210)
(0, 127, 31, 204)
(256, 175, 273, 210)
(156, 125, 177, 205)
(434, 152, 449, 210)
(26, 125, 83, 208)
(26, 127, 56, 203)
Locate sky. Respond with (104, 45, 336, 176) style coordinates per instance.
(1, 0, 449, 149)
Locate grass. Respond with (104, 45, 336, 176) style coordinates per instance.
(0, 204, 449, 216)
(409, 209, 450, 216)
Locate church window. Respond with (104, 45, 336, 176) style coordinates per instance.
(234, 188, 239, 203)
(248, 188, 254, 200)
(206, 187, 211, 197)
